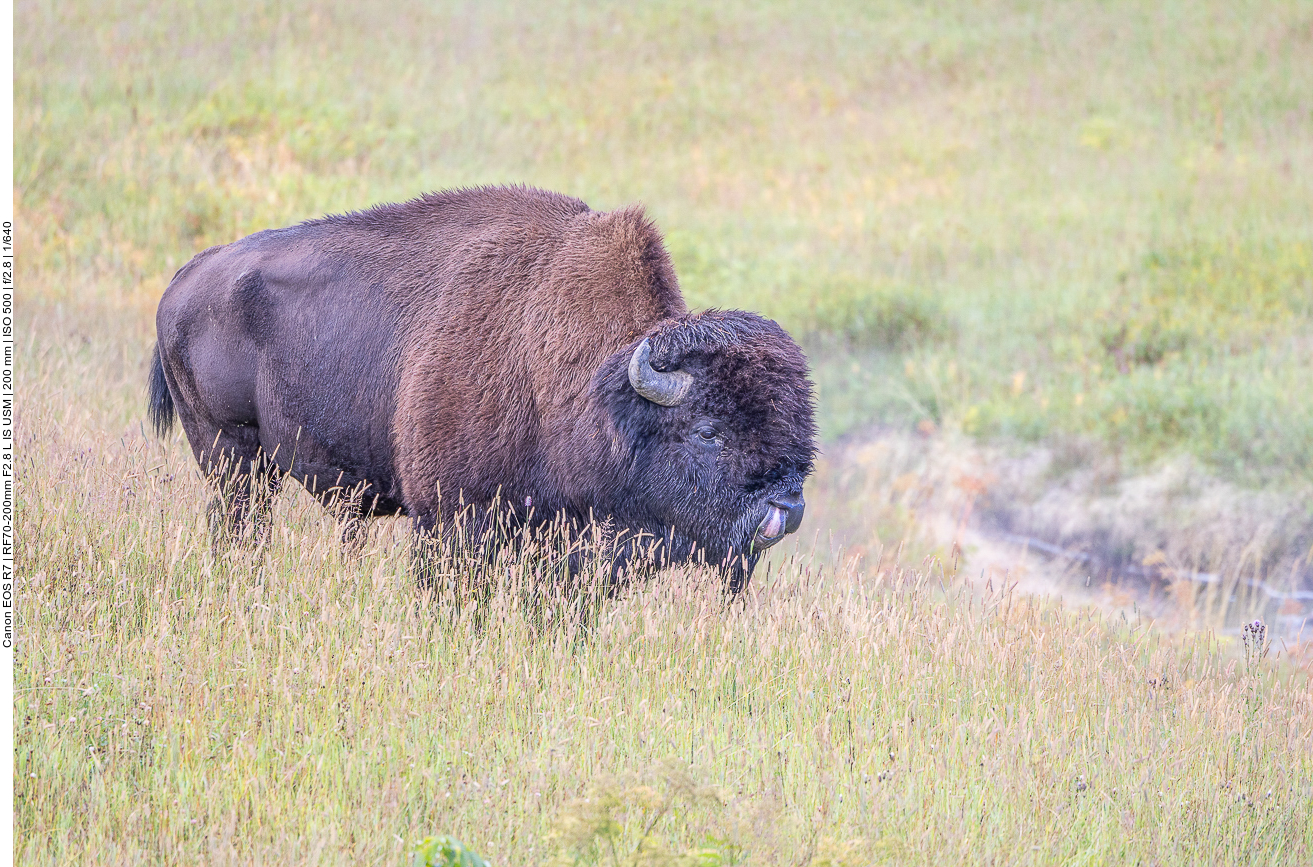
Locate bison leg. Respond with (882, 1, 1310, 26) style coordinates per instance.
(408, 508, 503, 598)
(198, 428, 281, 549)
(339, 514, 370, 556)
(410, 514, 479, 596)
(410, 516, 441, 592)
(320, 480, 374, 557)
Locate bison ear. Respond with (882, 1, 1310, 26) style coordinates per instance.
(628, 338, 693, 407)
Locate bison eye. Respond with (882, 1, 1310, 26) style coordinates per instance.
(694, 424, 720, 447)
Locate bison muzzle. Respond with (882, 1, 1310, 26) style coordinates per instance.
(149, 185, 816, 591)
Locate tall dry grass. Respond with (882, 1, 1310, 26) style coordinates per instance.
(15, 302, 1313, 865)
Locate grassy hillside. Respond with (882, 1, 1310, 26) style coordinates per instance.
(14, 1, 1313, 863)
(13, 333, 1313, 861)
(17, 0, 1313, 478)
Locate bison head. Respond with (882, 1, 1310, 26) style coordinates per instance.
(598, 310, 817, 590)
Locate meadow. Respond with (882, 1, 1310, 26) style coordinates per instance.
(14, 0, 1313, 863)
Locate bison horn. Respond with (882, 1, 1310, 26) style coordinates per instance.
(627, 338, 693, 407)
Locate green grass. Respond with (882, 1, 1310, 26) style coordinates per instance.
(15, 1, 1313, 863)
(18, 0, 1313, 478)
(14, 335, 1313, 861)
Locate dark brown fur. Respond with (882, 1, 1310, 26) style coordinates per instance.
(150, 185, 815, 588)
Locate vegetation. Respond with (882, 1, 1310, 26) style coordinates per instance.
(411, 836, 490, 867)
(18, 0, 1313, 478)
(14, 300, 1313, 863)
(15, 0, 1313, 864)
(15, 369, 1313, 861)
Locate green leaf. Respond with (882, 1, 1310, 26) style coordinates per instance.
(410, 835, 491, 867)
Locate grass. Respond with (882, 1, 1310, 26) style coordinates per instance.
(14, 0, 1313, 863)
(14, 297, 1313, 866)
(14, 343, 1313, 861)
(17, 0, 1313, 478)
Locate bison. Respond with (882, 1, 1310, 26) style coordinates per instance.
(149, 185, 816, 590)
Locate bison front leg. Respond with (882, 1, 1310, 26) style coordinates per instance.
(409, 514, 484, 599)
(409, 505, 508, 603)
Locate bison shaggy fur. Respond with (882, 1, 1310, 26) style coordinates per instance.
(150, 185, 816, 590)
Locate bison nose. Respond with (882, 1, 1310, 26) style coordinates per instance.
(753, 491, 807, 551)
(771, 491, 806, 536)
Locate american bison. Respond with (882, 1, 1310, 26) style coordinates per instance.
(149, 185, 816, 590)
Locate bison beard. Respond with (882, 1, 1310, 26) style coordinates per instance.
(149, 185, 817, 592)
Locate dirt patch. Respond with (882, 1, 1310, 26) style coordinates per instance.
(807, 429, 1313, 639)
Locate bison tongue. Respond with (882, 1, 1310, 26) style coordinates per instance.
(754, 505, 787, 549)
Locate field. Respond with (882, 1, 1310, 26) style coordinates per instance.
(14, 0, 1313, 864)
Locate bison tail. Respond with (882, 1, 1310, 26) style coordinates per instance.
(147, 344, 175, 438)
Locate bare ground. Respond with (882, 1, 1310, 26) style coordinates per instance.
(806, 429, 1313, 641)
